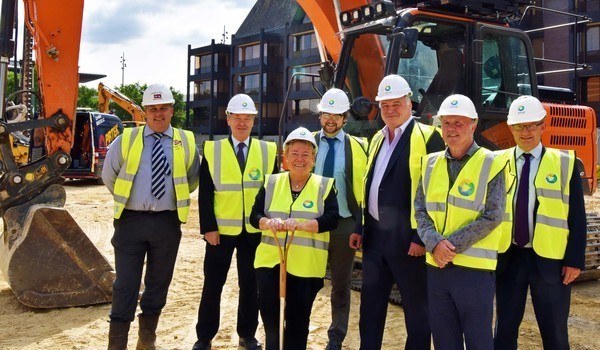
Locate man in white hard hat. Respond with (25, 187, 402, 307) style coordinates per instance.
(102, 83, 200, 349)
(349, 74, 444, 349)
(414, 94, 507, 349)
(311, 88, 368, 350)
(192, 93, 277, 350)
(494, 95, 586, 349)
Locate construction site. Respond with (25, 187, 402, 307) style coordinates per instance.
(1, 0, 600, 349)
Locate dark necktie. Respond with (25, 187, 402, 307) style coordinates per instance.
(514, 153, 532, 247)
(322, 137, 336, 178)
(151, 133, 170, 199)
(237, 143, 246, 169)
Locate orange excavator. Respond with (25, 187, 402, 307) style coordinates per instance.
(97, 82, 146, 127)
(0, 0, 114, 307)
(296, 0, 599, 282)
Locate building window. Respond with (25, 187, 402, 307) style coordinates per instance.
(291, 32, 318, 58)
(238, 44, 261, 67)
(292, 99, 319, 118)
(587, 25, 599, 61)
(237, 74, 260, 95)
(289, 65, 320, 92)
(266, 42, 283, 66)
(194, 81, 211, 99)
(199, 55, 212, 74)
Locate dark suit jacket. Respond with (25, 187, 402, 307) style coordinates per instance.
(497, 146, 587, 283)
(359, 119, 445, 255)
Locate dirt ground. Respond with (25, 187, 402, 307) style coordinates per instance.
(0, 180, 599, 349)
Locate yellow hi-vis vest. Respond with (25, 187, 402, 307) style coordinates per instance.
(497, 148, 574, 259)
(203, 138, 277, 235)
(254, 172, 334, 278)
(422, 147, 507, 270)
(112, 126, 196, 222)
(365, 121, 438, 228)
(313, 132, 368, 209)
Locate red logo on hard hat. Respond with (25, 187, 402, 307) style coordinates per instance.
(153, 93, 162, 99)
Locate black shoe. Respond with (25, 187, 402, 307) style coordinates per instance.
(239, 337, 262, 350)
(192, 340, 212, 350)
(325, 339, 342, 350)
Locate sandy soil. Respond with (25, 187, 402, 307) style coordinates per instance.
(0, 180, 599, 349)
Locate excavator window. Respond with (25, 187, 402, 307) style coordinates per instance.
(480, 31, 534, 112)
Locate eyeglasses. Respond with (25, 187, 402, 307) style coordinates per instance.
(321, 113, 344, 121)
(511, 121, 544, 132)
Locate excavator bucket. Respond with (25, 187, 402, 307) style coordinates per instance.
(0, 184, 114, 308)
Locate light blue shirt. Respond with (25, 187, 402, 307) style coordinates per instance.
(102, 125, 200, 212)
(514, 142, 543, 248)
(315, 129, 351, 218)
(231, 136, 250, 162)
(368, 117, 414, 221)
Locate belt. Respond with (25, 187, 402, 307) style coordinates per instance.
(123, 209, 175, 215)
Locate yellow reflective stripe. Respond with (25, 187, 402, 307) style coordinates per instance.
(462, 246, 498, 260)
(316, 176, 329, 216)
(122, 173, 135, 181)
(114, 194, 129, 205)
(264, 175, 277, 216)
(423, 152, 438, 193)
(177, 198, 191, 207)
(536, 188, 569, 204)
(425, 202, 446, 212)
(503, 212, 511, 222)
(261, 235, 329, 251)
(217, 218, 244, 227)
(243, 181, 263, 188)
(559, 149, 570, 190)
(537, 214, 569, 229)
(290, 211, 320, 219)
(260, 140, 269, 175)
(267, 211, 289, 219)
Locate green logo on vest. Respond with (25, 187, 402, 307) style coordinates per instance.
(545, 173, 558, 184)
(248, 168, 261, 180)
(458, 180, 475, 196)
(303, 200, 314, 208)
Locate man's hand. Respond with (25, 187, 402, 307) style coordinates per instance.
(562, 266, 581, 285)
(349, 233, 362, 250)
(204, 231, 220, 246)
(407, 242, 426, 257)
(432, 239, 456, 268)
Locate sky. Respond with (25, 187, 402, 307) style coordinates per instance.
(71, 0, 255, 94)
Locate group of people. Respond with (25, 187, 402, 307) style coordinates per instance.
(101, 74, 585, 350)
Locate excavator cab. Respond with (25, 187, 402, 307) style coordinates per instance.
(0, 0, 115, 308)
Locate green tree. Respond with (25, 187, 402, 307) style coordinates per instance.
(77, 85, 98, 109)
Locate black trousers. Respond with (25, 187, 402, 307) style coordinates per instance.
(195, 230, 261, 341)
(110, 210, 182, 322)
(359, 215, 431, 350)
(256, 266, 324, 350)
(495, 246, 571, 350)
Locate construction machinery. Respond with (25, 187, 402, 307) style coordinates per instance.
(0, 0, 115, 307)
(97, 81, 146, 127)
(296, 0, 599, 283)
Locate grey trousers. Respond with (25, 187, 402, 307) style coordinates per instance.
(327, 216, 357, 342)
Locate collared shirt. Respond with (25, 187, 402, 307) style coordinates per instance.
(414, 142, 506, 253)
(368, 116, 414, 220)
(315, 129, 351, 218)
(103, 125, 177, 212)
(231, 136, 250, 162)
(513, 142, 543, 248)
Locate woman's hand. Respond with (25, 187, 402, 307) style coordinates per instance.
(284, 218, 301, 233)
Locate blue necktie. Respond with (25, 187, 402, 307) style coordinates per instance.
(151, 133, 170, 199)
(237, 143, 246, 169)
(322, 137, 336, 178)
(514, 153, 531, 247)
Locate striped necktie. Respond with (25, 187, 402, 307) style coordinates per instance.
(151, 133, 171, 199)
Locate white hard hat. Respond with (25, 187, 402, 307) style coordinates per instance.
(375, 74, 413, 101)
(318, 88, 350, 114)
(142, 84, 175, 106)
(507, 95, 546, 125)
(283, 127, 318, 149)
(226, 94, 258, 115)
(436, 94, 478, 120)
